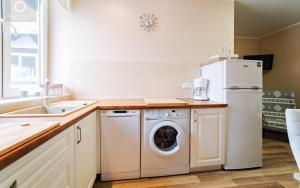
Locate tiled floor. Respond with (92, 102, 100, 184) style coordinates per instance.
(94, 139, 299, 188)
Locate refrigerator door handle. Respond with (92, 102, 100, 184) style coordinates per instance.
(228, 86, 241, 90)
(250, 86, 261, 90)
(226, 86, 262, 90)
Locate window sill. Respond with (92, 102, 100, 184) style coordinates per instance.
(0, 94, 72, 114)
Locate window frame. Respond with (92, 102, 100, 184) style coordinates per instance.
(0, 0, 48, 99)
(10, 52, 39, 84)
(40, 0, 48, 87)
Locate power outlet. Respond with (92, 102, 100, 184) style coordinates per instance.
(182, 83, 193, 89)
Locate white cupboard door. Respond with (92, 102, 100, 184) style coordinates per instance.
(191, 108, 226, 168)
(96, 110, 101, 174)
(0, 127, 75, 188)
(75, 123, 84, 188)
(75, 112, 97, 188)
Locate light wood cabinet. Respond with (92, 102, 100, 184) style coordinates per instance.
(0, 127, 75, 188)
(75, 112, 97, 188)
(190, 108, 226, 169)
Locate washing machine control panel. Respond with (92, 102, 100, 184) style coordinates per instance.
(144, 109, 190, 119)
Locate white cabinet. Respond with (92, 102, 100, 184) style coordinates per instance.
(0, 127, 75, 188)
(0, 111, 98, 188)
(96, 110, 101, 174)
(190, 108, 226, 169)
(75, 112, 97, 188)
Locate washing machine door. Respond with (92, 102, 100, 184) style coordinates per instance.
(149, 120, 185, 157)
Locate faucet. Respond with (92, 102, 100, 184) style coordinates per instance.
(43, 78, 50, 106)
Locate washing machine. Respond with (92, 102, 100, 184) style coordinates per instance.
(141, 109, 190, 178)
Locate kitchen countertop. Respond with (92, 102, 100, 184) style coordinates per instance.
(98, 99, 147, 109)
(0, 99, 227, 170)
(97, 98, 227, 109)
(144, 99, 188, 107)
(178, 98, 228, 108)
(0, 121, 60, 157)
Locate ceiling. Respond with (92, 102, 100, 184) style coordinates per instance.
(235, 0, 300, 38)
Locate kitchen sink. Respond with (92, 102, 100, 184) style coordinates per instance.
(2, 100, 98, 117)
(10, 106, 77, 115)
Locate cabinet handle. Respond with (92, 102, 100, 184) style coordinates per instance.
(77, 126, 82, 144)
(10, 180, 17, 188)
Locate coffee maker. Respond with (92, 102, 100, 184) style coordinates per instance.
(193, 77, 209, 101)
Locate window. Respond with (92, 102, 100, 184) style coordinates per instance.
(0, 0, 47, 99)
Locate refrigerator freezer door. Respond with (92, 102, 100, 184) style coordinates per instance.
(225, 60, 262, 89)
(224, 89, 262, 169)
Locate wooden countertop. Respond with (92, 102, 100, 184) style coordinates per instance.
(179, 98, 228, 108)
(0, 99, 227, 170)
(0, 102, 100, 170)
(97, 99, 227, 109)
(0, 121, 60, 157)
(98, 99, 147, 109)
(144, 99, 188, 108)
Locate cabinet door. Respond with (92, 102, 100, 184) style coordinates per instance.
(190, 108, 226, 168)
(75, 112, 97, 188)
(0, 127, 75, 188)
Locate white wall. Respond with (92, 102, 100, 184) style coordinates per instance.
(234, 37, 259, 58)
(49, 0, 234, 99)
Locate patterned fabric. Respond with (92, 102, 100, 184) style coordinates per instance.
(262, 90, 297, 133)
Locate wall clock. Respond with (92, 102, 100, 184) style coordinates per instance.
(139, 13, 158, 32)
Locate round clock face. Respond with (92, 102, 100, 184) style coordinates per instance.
(145, 18, 153, 27)
(140, 13, 158, 32)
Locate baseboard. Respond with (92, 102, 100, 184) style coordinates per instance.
(190, 165, 222, 173)
(263, 128, 289, 142)
(101, 171, 140, 182)
(141, 166, 189, 178)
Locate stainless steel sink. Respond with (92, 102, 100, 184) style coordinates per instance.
(2, 100, 97, 117)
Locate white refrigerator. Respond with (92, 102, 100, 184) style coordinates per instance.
(202, 59, 263, 170)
